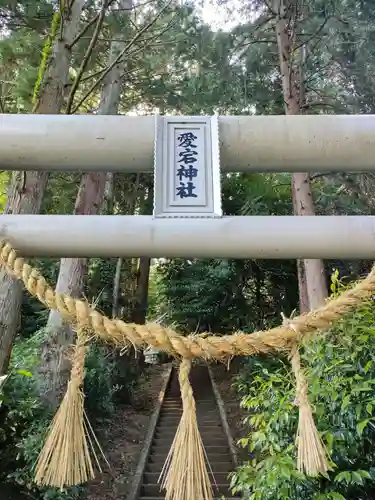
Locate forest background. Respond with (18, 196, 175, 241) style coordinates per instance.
(1, 0, 375, 499)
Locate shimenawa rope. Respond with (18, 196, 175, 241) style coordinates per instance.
(2, 242, 375, 360)
(1, 241, 374, 497)
(282, 314, 332, 476)
(158, 359, 213, 500)
(34, 329, 107, 489)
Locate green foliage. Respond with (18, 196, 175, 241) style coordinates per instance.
(3, 1, 375, 500)
(84, 344, 140, 418)
(0, 0, 53, 112)
(153, 258, 247, 333)
(0, 330, 139, 499)
(0, 172, 9, 212)
(0, 332, 68, 499)
(86, 257, 119, 318)
(150, 173, 299, 333)
(0, 336, 45, 478)
(32, 9, 60, 106)
(231, 277, 375, 499)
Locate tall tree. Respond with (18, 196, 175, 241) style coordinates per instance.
(131, 181, 154, 325)
(39, 0, 134, 408)
(0, 0, 86, 375)
(272, 0, 327, 310)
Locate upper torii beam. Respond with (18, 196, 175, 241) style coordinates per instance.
(1, 113, 374, 172)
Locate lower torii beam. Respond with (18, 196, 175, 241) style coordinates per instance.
(1, 215, 374, 259)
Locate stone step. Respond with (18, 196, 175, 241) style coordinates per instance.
(150, 444, 230, 455)
(158, 414, 218, 421)
(138, 497, 241, 500)
(159, 409, 217, 421)
(161, 400, 215, 404)
(157, 422, 222, 429)
(160, 405, 217, 415)
(146, 459, 234, 474)
(152, 436, 228, 447)
(142, 471, 231, 485)
(147, 454, 235, 474)
(141, 483, 232, 497)
(149, 452, 232, 463)
(162, 401, 216, 405)
(138, 365, 237, 499)
(158, 420, 220, 426)
(154, 429, 225, 438)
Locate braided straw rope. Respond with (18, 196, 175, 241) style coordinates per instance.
(34, 329, 105, 489)
(158, 359, 213, 500)
(1, 241, 375, 361)
(283, 315, 332, 476)
(2, 240, 375, 494)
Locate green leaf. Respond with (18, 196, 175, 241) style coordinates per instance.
(358, 469, 372, 479)
(341, 395, 350, 410)
(356, 419, 370, 436)
(15, 369, 32, 377)
(351, 471, 364, 485)
(335, 471, 351, 484)
(329, 493, 346, 500)
(364, 361, 373, 373)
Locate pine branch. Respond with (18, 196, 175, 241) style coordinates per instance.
(67, 12, 101, 49)
(71, 0, 174, 113)
(112, 0, 156, 11)
(64, 67, 108, 87)
(66, 0, 110, 114)
(293, 15, 330, 52)
(68, 0, 117, 49)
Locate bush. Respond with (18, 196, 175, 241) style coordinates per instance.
(84, 343, 140, 420)
(231, 275, 375, 500)
(0, 330, 140, 499)
(0, 331, 82, 499)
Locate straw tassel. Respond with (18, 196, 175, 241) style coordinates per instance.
(34, 329, 106, 489)
(282, 314, 332, 476)
(158, 359, 213, 500)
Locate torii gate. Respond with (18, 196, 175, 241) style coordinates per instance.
(1, 113, 375, 258)
(1, 113, 375, 500)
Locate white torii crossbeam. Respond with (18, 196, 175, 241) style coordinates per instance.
(1, 215, 375, 259)
(1, 113, 375, 172)
(2, 113, 375, 259)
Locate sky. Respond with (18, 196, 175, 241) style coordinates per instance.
(199, 0, 244, 31)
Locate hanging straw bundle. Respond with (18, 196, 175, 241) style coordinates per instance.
(34, 329, 106, 489)
(282, 314, 332, 476)
(158, 359, 213, 500)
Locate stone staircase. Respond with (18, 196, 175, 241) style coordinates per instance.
(137, 364, 240, 500)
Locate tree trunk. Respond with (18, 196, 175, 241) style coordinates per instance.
(104, 173, 114, 214)
(274, 0, 327, 311)
(39, 0, 133, 408)
(131, 257, 151, 324)
(112, 257, 123, 318)
(46, 172, 107, 330)
(40, 173, 107, 406)
(295, 259, 309, 313)
(292, 180, 309, 313)
(115, 174, 141, 321)
(0, 1, 86, 375)
(130, 183, 152, 325)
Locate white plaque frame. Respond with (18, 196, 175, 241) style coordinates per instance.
(153, 115, 222, 218)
